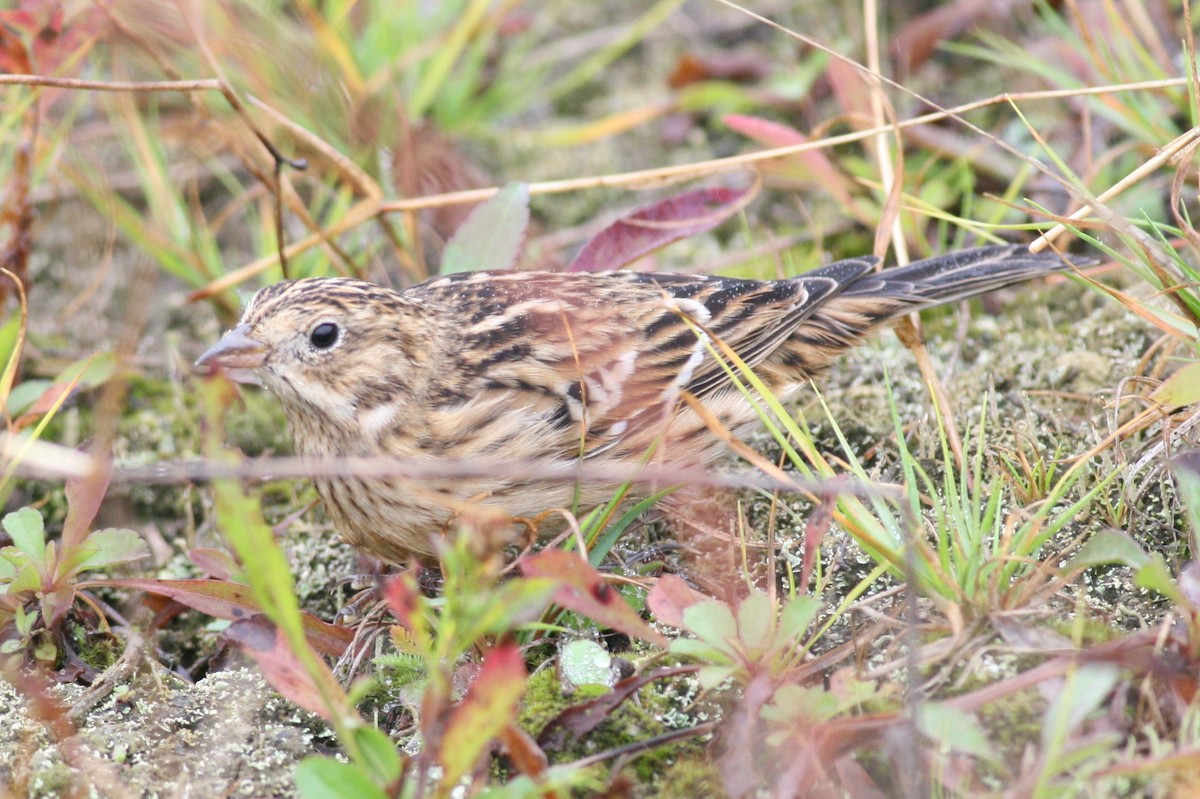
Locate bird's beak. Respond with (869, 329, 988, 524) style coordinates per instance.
(196, 324, 268, 385)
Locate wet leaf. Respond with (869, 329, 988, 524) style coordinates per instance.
(560, 639, 613, 688)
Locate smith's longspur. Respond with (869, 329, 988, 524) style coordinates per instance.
(197, 244, 1075, 563)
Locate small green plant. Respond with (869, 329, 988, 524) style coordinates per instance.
(658, 583, 821, 690)
(0, 492, 148, 666)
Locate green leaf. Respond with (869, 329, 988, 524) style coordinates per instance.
(1134, 555, 1186, 605)
(668, 638, 729, 664)
(0, 550, 18, 580)
(6, 561, 40, 595)
(0, 313, 22, 373)
(735, 592, 773, 652)
(915, 704, 997, 764)
(13, 605, 37, 635)
(774, 595, 820, 649)
(68, 528, 150, 574)
(32, 636, 57, 663)
(1151, 361, 1200, 407)
(761, 683, 840, 724)
(1066, 529, 1150, 571)
(471, 577, 557, 636)
(696, 665, 736, 690)
(1040, 664, 1120, 751)
(350, 724, 402, 786)
(3, 508, 45, 562)
(294, 757, 388, 799)
(681, 599, 737, 650)
(441, 182, 530, 273)
(5, 379, 51, 416)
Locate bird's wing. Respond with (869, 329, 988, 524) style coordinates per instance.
(408, 264, 874, 458)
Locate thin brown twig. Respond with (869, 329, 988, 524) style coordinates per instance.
(3, 435, 909, 502)
(0, 75, 222, 91)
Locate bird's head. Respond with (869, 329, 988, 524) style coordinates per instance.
(196, 278, 432, 429)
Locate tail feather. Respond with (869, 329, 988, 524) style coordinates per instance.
(841, 244, 1076, 309)
(766, 244, 1081, 381)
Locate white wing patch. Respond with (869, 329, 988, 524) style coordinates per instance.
(665, 297, 712, 400)
(583, 348, 637, 412)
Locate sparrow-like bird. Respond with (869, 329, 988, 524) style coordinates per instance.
(197, 244, 1073, 562)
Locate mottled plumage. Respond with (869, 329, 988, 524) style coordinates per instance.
(196, 244, 1073, 562)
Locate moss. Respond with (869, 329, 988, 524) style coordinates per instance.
(516, 667, 709, 795)
(976, 687, 1048, 770)
(26, 762, 80, 799)
(72, 625, 122, 673)
(655, 757, 727, 799)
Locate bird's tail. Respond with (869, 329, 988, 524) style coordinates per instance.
(837, 243, 1076, 311)
(768, 244, 1081, 380)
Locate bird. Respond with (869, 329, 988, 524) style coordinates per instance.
(196, 244, 1075, 563)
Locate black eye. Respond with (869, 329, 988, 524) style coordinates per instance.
(310, 322, 339, 349)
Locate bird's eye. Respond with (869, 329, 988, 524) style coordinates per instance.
(310, 322, 339, 349)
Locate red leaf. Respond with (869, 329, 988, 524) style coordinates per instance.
(381, 573, 422, 630)
(225, 615, 345, 720)
(568, 186, 755, 273)
(498, 724, 548, 778)
(646, 574, 708, 628)
(188, 548, 240, 581)
(93, 578, 353, 657)
(723, 114, 859, 211)
(62, 466, 111, 551)
(438, 643, 528, 786)
(519, 550, 668, 647)
(0, 23, 32, 74)
(668, 51, 772, 88)
(826, 59, 873, 120)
